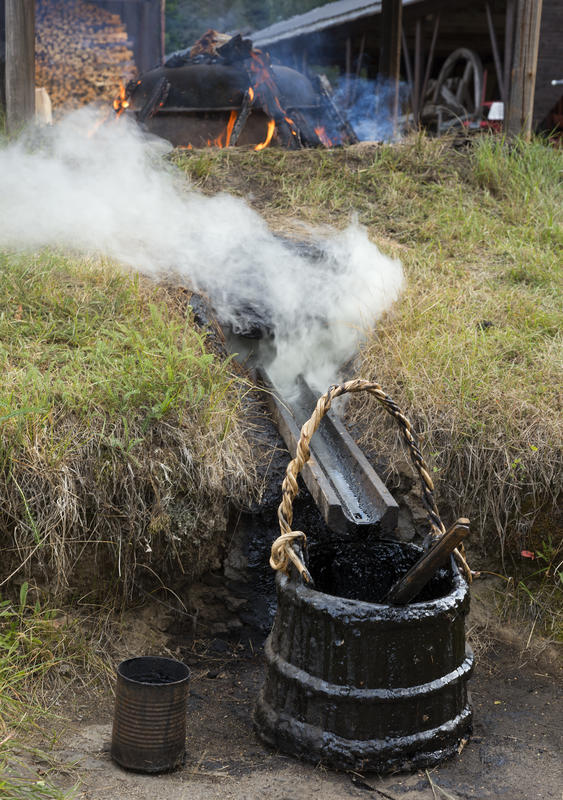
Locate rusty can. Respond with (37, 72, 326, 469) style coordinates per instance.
(111, 656, 190, 773)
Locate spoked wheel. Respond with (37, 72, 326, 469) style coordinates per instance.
(431, 48, 484, 132)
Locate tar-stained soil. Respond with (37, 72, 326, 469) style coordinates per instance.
(40, 579, 562, 800)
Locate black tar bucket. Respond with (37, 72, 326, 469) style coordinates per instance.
(255, 379, 474, 772)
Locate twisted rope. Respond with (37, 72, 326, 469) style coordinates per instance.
(272, 379, 472, 584)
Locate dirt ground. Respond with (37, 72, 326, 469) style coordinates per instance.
(37, 580, 562, 800)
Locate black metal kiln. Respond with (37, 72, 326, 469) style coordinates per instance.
(121, 31, 358, 148)
(127, 63, 323, 148)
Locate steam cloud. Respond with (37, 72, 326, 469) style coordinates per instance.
(0, 108, 404, 389)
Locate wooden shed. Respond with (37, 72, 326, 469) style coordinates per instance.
(252, 0, 563, 131)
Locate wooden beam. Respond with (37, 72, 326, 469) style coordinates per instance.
(506, 0, 543, 139)
(504, 0, 516, 107)
(379, 0, 402, 132)
(160, 0, 165, 65)
(5, 0, 35, 134)
(379, 0, 402, 80)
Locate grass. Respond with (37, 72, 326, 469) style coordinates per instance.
(0, 583, 110, 800)
(172, 134, 562, 564)
(496, 533, 563, 642)
(0, 249, 257, 604)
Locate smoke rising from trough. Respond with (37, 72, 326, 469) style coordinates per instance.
(0, 109, 404, 389)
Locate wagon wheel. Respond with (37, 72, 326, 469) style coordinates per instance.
(431, 48, 484, 131)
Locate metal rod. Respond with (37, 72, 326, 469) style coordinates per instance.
(401, 27, 414, 91)
(355, 33, 366, 80)
(413, 18, 423, 125)
(486, 2, 505, 104)
(345, 36, 352, 104)
(420, 13, 440, 115)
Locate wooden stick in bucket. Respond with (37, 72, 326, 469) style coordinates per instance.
(386, 518, 470, 605)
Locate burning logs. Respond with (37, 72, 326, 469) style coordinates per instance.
(35, 0, 136, 115)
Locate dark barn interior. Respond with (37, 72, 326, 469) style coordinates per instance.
(252, 0, 563, 131)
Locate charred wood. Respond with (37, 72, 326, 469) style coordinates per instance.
(229, 87, 254, 146)
(217, 34, 253, 65)
(314, 74, 359, 144)
(386, 518, 470, 605)
(137, 76, 170, 123)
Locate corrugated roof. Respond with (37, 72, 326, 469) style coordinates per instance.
(252, 0, 421, 47)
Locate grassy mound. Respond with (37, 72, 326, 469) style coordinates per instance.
(173, 135, 562, 560)
(0, 250, 256, 603)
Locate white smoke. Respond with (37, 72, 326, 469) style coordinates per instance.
(0, 108, 404, 390)
(334, 76, 409, 142)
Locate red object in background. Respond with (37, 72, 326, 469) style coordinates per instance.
(521, 550, 536, 559)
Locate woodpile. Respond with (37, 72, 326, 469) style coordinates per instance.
(35, 0, 136, 115)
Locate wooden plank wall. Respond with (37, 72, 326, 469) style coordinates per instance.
(89, 0, 163, 73)
(534, 0, 563, 125)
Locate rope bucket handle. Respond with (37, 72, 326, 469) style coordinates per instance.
(270, 378, 472, 584)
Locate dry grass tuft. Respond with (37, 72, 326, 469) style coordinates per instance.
(0, 250, 258, 604)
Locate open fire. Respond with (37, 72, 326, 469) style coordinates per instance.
(113, 30, 358, 150)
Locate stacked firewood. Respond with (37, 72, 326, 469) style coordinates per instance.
(35, 0, 136, 115)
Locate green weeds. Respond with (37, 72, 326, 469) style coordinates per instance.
(0, 584, 106, 800)
(497, 536, 563, 642)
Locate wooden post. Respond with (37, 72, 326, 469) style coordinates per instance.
(504, 0, 516, 106)
(1, 0, 6, 113)
(5, 0, 35, 134)
(506, 0, 543, 139)
(160, 0, 165, 66)
(379, 0, 402, 132)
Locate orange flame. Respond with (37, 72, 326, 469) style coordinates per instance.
(254, 119, 276, 151)
(209, 110, 238, 148)
(113, 81, 130, 117)
(248, 51, 300, 143)
(315, 126, 333, 147)
(248, 87, 255, 102)
(225, 109, 237, 146)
